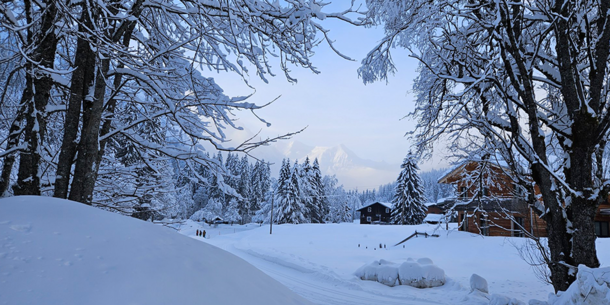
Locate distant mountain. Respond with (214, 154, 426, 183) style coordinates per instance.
(251, 141, 400, 190)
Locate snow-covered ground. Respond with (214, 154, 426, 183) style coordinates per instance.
(180, 220, 610, 305)
(0, 197, 311, 305)
(3, 196, 610, 304)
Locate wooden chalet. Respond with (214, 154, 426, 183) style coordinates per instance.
(437, 160, 610, 238)
(357, 202, 392, 224)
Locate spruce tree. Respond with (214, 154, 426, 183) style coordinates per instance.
(311, 158, 327, 222)
(237, 156, 252, 223)
(208, 152, 225, 203)
(275, 159, 306, 224)
(250, 160, 263, 215)
(390, 152, 427, 225)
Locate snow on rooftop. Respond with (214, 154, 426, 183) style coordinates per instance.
(358, 201, 393, 210)
(0, 196, 311, 305)
(423, 214, 445, 223)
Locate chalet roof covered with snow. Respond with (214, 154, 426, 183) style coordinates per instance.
(437, 159, 511, 184)
(357, 201, 393, 211)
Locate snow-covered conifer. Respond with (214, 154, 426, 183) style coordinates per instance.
(390, 153, 427, 225)
(275, 159, 307, 224)
(237, 156, 252, 223)
(311, 158, 327, 222)
(301, 157, 321, 223)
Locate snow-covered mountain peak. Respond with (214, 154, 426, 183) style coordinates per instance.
(251, 140, 399, 189)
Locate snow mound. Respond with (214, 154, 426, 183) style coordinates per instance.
(0, 196, 311, 305)
(471, 273, 489, 293)
(546, 265, 610, 305)
(355, 258, 446, 288)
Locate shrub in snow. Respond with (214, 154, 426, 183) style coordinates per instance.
(489, 294, 525, 305)
(470, 273, 489, 294)
(355, 258, 445, 288)
(545, 265, 610, 305)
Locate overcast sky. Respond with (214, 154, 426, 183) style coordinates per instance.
(209, 3, 450, 178)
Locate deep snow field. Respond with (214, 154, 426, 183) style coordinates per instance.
(0, 197, 311, 305)
(2, 196, 610, 305)
(181, 220, 610, 305)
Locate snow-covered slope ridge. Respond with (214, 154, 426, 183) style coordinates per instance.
(0, 196, 311, 305)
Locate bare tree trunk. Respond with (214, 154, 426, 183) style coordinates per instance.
(13, 0, 59, 195)
(0, 105, 26, 196)
(68, 59, 109, 204)
(67, 0, 144, 204)
(54, 9, 97, 199)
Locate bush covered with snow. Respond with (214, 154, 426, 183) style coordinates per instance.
(355, 258, 445, 288)
(545, 265, 610, 305)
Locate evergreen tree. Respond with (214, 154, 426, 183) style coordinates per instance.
(301, 157, 321, 223)
(311, 158, 327, 223)
(250, 160, 263, 215)
(224, 153, 240, 201)
(341, 200, 352, 223)
(237, 156, 252, 223)
(275, 159, 306, 224)
(208, 152, 225, 202)
(225, 198, 242, 224)
(390, 153, 427, 225)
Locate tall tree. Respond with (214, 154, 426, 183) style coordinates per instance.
(275, 159, 306, 224)
(360, 0, 610, 291)
(237, 155, 252, 223)
(5, 0, 60, 195)
(311, 158, 327, 222)
(390, 153, 426, 225)
(300, 157, 318, 222)
(1, 0, 364, 206)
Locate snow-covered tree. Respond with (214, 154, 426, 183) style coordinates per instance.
(420, 169, 453, 203)
(275, 159, 307, 224)
(190, 198, 223, 222)
(237, 156, 252, 223)
(252, 177, 277, 224)
(360, 0, 610, 291)
(250, 160, 271, 217)
(224, 198, 242, 224)
(300, 157, 319, 222)
(390, 153, 426, 225)
(311, 158, 327, 222)
(0, 0, 365, 209)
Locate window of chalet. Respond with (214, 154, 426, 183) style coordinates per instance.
(480, 217, 489, 236)
(368, 207, 371, 212)
(366, 216, 371, 222)
(385, 208, 389, 213)
(460, 187, 467, 199)
(595, 221, 609, 237)
(460, 213, 468, 230)
(513, 217, 524, 237)
(482, 187, 490, 197)
(514, 184, 526, 197)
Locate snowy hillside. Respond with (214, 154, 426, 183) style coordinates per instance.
(252, 140, 399, 189)
(0, 196, 311, 305)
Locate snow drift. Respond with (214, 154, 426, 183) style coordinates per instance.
(545, 265, 610, 305)
(355, 257, 446, 288)
(0, 196, 311, 305)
